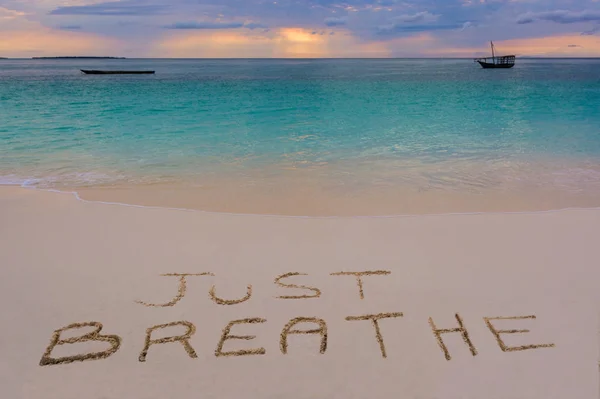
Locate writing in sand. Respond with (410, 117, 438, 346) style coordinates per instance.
(39, 271, 555, 366)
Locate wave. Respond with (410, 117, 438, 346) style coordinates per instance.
(0, 175, 40, 187)
(0, 172, 129, 188)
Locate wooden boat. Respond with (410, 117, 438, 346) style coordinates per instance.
(80, 69, 155, 75)
(36, 57, 126, 59)
(474, 42, 515, 69)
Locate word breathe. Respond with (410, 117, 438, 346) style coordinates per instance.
(39, 271, 555, 366)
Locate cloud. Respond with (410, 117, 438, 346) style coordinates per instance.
(581, 25, 600, 35)
(164, 21, 268, 30)
(517, 10, 600, 25)
(324, 16, 347, 26)
(567, 44, 580, 47)
(378, 23, 462, 35)
(459, 21, 473, 31)
(394, 11, 439, 24)
(0, 6, 26, 19)
(155, 27, 392, 58)
(375, 10, 448, 35)
(165, 21, 245, 29)
(5, 0, 600, 58)
(59, 25, 82, 30)
(244, 22, 268, 30)
(49, 1, 169, 16)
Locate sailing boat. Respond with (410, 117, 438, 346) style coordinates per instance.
(474, 41, 515, 69)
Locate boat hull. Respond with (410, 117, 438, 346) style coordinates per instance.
(476, 61, 514, 69)
(81, 70, 155, 74)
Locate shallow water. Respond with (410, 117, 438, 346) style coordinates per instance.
(1, 58, 600, 214)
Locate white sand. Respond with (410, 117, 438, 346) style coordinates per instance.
(0, 186, 598, 399)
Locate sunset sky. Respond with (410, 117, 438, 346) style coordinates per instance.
(1, 0, 600, 57)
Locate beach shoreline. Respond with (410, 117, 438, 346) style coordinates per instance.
(4, 151, 600, 216)
(3, 181, 600, 217)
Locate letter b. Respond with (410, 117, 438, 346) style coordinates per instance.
(39, 322, 122, 366)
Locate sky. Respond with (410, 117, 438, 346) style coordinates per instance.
(1, 0, 600, 57)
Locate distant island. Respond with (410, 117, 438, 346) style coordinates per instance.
(31, 56, 126, 59)
(0, 57, 7, 59)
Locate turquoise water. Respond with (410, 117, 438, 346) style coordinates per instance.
(1, 58, 600, 201)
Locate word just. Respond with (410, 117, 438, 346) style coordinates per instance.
(134, 271, 394, 306)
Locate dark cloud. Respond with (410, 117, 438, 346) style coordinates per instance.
(581, 25, 600, 35)
(377, 23, 463, 34)
(517, 10, 600, 25)
(375, 10, 454, 35)
(567, 44, 580, 47)
(58, 25, 82, 30)
(376, 0, 401, 5)
(394, 11, 439, 23)
(324, 16, 347, 26)
(164, 21, 268, 30)
(49, 1, 169, 16)
(165, 21, 245, 29)
(244, 22, 268, 30)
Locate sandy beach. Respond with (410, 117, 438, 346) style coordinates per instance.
(1, 185, 599, 398)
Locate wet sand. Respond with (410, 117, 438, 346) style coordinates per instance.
(74, 181, 600, 216)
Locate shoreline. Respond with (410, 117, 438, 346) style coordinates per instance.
(3, 183, 600, 219)
(4, 154, 600, 217)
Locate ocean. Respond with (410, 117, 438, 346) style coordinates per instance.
(1, 58, 600, 215)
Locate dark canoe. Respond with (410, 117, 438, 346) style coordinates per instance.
(81, 69, 155, 74)
(476, 60, 515, 69)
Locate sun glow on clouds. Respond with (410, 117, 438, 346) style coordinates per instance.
(280, 28, 318, 43)
(154, 30, 278, 58)
(156, 27, 392, 58)
(4, 25, 596, 58)
(275, 28, 330, 57)
(0, 24, 441, 58)
(0, 7, 27, 19)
